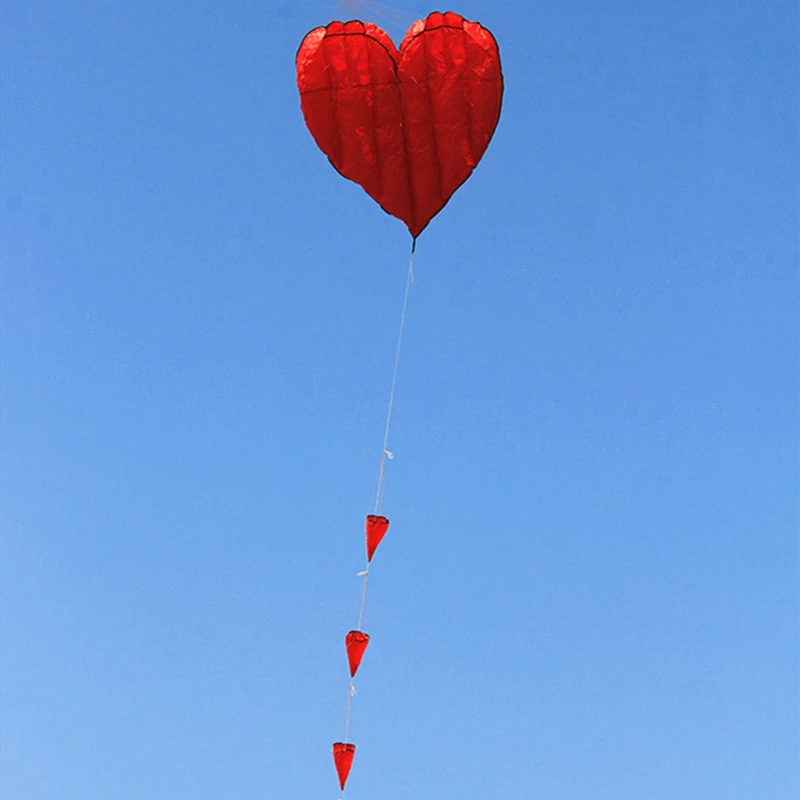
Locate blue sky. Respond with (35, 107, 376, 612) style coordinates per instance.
(1, 1, 797, 798)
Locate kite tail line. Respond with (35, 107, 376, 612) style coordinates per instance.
(343, 680, 355, 742)
(356, 243, 415, 631)
(343, 241, 416, 777)
(357, 567, 369, 632)
(374, 242, 415, 516)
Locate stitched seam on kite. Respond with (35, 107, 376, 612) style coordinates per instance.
(461, 34, 476, 168)
(422, 25, 445, 205)
(395, 40, 417, 234)
(402, 20, 463, 50)
(324, 29, 398, 65)
(395, 79, 416, 235)
(364, 32, 384, 204)
(302, 74, 499, 94)
(398, 109, 416, 235)
(442, 28, 476, 180)
(301, 80, 400, 94)
(325, 36, 345, 171)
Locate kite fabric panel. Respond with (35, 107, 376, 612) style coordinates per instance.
(296, 11, 503, 238)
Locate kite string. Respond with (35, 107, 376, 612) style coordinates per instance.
(343, 680, 355, 742)
(357, 244, 414, 631)
(374, 244, 415, 516)
(357, 569, 369, 631)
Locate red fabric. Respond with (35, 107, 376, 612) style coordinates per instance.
(296, 12, 503, 238)
(365, 514, 389, 562)
(332, 742, 356, 789)
(345, 630, 370, 677)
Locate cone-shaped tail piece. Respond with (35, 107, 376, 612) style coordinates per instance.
(366, 515, 389, 562)
(332, 742, 356, 790)
(345, 631, 370, 677)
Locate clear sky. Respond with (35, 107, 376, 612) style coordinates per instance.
(1, 1, 797, 798)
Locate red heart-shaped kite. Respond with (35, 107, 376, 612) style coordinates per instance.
(296, 11, 503, 239)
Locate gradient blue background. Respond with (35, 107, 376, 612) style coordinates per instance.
(2, 1, 797, 798)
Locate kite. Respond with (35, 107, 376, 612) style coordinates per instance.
(297, 10, 503, 241)
(296, 9, 503, 793)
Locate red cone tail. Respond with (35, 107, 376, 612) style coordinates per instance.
(332, 742, 356, 790)
(345, 631, 370, 677)
(366, 515, 389, 561)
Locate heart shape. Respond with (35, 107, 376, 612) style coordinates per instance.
(296, 12, 503, 239)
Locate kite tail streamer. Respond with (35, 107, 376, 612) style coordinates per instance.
(338, 242, 416, 793)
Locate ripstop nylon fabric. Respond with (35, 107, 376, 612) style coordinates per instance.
(366, 514, 390, 562)
(296, 12, 503, 238)
(332, 742, 357, 790)
(345, 630, 371, 677)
